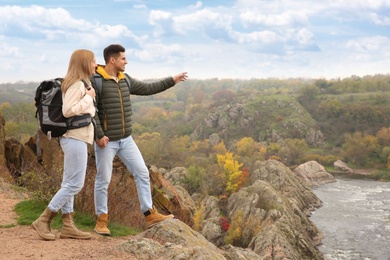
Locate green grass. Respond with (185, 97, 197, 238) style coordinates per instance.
(13, 200, 141, 237)
(0, 224, 17, 228)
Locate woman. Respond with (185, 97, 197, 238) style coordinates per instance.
(32, 49, 97, 240)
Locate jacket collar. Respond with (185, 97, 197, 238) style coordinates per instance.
(96, 65, 126, 80)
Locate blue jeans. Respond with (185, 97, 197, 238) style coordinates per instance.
(94, 135, 153, 215)
(48, 137, 87, 214)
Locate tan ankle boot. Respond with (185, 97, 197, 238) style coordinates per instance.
(31, 207, 58, 241)
(60, 213, 91, 239)
(145, 206, 174, 228)
(94, 213, 110, 236)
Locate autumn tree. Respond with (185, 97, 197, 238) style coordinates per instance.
(376, 127, 390, 146)
(266, 142, 281, 160)
(235, 137, 256, 157)
(190, 139, 211, 156)
(212, 141, 227, 155)
(279, 138, 308, 165)
(182, 165, 207, 195)
(224, 210, 243, 245)
(236, 166, 250, 190)
(341, 132, 379, 166)
(234, 137, 266, 166)
(137, 106, 168, 128)
(216, 152, 243, 195)
(318, 98, 343, 119)
(164, 135, 191, 166)
(135, 132, 163, 165)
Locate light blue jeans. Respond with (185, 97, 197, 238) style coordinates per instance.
(48, 137, 88, 214)
(94, 135, 153, 215)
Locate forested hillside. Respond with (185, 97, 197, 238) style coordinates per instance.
(1, 74, 390, 188)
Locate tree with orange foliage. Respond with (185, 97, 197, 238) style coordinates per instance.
(213, 141, 227, 155)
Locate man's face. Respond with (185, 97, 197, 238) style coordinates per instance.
(112, 52, 127, 72)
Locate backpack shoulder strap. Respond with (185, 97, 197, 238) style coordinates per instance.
(92, 73, 103, 96)
(124, 73, 131, 92)
(93, 73, 131, 96)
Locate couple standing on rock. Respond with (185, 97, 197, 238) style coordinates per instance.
(32, 44, 188, 240)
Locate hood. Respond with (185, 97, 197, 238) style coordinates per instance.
(96, 65, 126, 80)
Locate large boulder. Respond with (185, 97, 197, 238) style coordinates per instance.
(333, 159, 353, 173)
(293, 160, 336, 187)
(118, 219, 261, 259)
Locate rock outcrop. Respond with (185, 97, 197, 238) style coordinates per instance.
(118, 219, 261, 259)
(191, 95, 324, 145)
(0, 112, 12, 182)
(1, 127, 326, 259)
(191, 160, 324, 259)
(293, 160, 336, 187)
(233, 160, 323, 259)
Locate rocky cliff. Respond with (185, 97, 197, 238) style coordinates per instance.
(0, 111, 326, 259)
(186, 160, 324, 259)
(191, 95, 324, 146)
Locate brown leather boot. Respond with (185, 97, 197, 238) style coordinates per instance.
(59, 213, 91, 239)
(31, 207, 58, 241)
(145, 206, 174, 228)
(94, 213, 110, 236)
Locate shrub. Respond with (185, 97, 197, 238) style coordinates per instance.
(219, 216, 230, 232)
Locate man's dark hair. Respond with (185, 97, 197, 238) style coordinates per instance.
(103, 44, 125, 63)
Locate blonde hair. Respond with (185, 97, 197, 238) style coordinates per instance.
(62, 49, 95, 93)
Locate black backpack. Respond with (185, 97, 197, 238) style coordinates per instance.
(34, 78, 93, 164)
(34, 78, 92, 138)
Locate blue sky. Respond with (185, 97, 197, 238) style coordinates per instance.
(1, 0, 390, 83)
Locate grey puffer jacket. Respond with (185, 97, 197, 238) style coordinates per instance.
(92, 65, 175, 141)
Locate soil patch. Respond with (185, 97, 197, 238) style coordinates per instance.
(0, 178, 137, 259)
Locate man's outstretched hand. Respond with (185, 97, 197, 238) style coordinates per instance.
(173, 72, 188, 84)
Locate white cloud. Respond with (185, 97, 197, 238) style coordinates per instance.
(130, 42, 183, 63)
(148, 10, 173, 36)
(149, 10, 172, 25)
(240, 10, 308, 27)
(156, 9, 230, 34)
(134, 4, 147, 9)
(294, 28, 316, 46)
(370, 13, 390, 26)
(0, 5, 92, 32)
(346, 35, 390, 53)
(0, 41, 19, 57)
(189, 1, 203, 9)
(330, 0, 390, 9)
(232, 30, 280, 44)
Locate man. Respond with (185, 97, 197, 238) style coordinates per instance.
(92, 44, 188, 235)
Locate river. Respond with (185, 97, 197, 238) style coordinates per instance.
(310, 178, 390, 260)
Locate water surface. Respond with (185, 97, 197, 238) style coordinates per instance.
(311, 178, 390, 260)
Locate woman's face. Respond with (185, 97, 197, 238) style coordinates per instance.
(90, 57, 97, 75)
